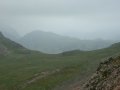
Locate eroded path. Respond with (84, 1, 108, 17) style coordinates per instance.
(21, 69, 60, 89)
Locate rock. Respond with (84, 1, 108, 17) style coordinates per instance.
(84, 56, 120, 90)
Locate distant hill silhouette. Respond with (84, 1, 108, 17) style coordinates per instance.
(19, 30, 114, 54)
(0, 24, 116, 54)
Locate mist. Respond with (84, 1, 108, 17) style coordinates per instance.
(0, 0, 120, 40)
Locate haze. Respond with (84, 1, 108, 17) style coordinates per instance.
(0, 0, 120, 40)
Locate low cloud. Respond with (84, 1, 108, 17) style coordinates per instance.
(0, 0, 120, 40)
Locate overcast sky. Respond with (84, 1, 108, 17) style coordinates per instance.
(0, 0, 120, 40)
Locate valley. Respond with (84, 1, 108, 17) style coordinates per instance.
(0, 0, 120, 89)
(0, 32, 120, 90)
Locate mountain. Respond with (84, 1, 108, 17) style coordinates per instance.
(0, 32, 8, 55)
(0, 24, 20, 42)
(19, 30, 114, 54)
(0, 32, 40, 56)
(0, 32, 23, 53)
(0, 32, 120, 90)
(84, 55, 120, 90)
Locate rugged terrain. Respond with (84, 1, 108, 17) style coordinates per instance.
(84, 55, 120, 90)
(0, 32, 120, 90)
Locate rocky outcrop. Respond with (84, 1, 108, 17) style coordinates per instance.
(84, 56, 120, 90)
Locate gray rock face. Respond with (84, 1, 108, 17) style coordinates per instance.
(84, 56, 120, 90)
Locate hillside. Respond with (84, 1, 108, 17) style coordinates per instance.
(84, 55, 120, 90)
(0, 32, 120, 90)
(19, 30, 114, 54)
(0, 32, 35, 55)
(0, 24, 20, 42)
(0, 32, 22, 53)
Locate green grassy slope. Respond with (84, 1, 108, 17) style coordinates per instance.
(0, 32, 120, 90)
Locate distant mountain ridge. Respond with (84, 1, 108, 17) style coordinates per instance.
(0, 24, 115, 54)
(19, 30, 114, 54)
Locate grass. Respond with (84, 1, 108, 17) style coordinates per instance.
(0, 34, 120, 90)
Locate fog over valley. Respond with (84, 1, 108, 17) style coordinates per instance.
(0, 0, 120, 40)
(1, 1, 120, 90)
